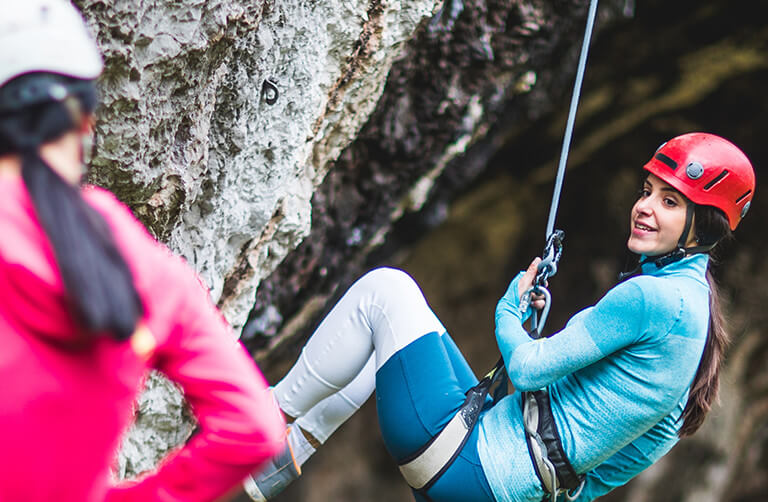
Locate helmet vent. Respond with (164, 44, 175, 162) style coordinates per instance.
(703, 169, 729, 190)
(736, 189, 752, 203)
(654, 152, 678, 169)
(741, 201, 752, 219)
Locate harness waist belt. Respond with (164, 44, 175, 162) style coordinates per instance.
(522, 389, 584, 499)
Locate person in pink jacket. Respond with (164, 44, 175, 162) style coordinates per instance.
(0, 1, 286, 500)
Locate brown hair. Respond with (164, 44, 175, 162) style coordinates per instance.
(678, 205, 732, 437)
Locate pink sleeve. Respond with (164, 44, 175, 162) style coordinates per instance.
(87, 188, 286, 502)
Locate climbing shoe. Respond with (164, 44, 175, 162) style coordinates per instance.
(243, 440, 301, 501)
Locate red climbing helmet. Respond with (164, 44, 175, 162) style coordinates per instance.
(643, 132, 755, 230)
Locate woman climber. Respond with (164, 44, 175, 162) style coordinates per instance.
(0, 1, 285, 500)
(245, 132, 755, 502)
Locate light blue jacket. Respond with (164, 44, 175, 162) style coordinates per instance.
(477, 254, 710, 501)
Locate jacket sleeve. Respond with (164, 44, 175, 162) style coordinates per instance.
(106, 256, 286, 502)
(495, 275, 655, 391)
(89, 189, 286, 502)
(573, 413, 680, 501)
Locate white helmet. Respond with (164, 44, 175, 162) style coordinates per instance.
(0, 0, 103, 89)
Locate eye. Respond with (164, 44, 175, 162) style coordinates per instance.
(663, 197, 678, 207)
(638, 188, 651, 198)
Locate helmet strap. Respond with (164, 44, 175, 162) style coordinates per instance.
(650, 203, 717, 266)
(677, 202, 695, 249)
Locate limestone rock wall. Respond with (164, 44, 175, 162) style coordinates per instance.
(74, 0, 438, 477)
(77, 0, 438, 331)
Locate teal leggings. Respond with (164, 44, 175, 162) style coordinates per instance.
(375, 331, 495, 502)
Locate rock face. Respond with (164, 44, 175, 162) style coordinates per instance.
(75, 0, 440, 477)
(78, 0, 438, 330)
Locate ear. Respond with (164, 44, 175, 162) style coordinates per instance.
(77, 114, 95, 135)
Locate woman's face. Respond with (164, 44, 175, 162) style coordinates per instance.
(627, 173, 695, 256)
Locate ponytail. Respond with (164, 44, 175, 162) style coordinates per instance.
(678, 269, 730, 437)
(678, 205, 732, 437)
(0, 74, 142, 341)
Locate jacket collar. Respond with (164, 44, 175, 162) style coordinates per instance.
(640, 252, 709, 284)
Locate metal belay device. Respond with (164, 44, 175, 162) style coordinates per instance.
(519, 229, 565, 338)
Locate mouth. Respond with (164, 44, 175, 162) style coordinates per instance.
(633, 221, 656, 232)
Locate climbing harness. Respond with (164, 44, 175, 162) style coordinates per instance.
(522, 390, 584, 501)
(398, 359, 506, 493)
(398, 0, 599, 498)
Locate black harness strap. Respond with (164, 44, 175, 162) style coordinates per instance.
(523, 389, 583, 492)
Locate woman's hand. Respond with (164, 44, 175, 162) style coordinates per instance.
(518, 257, 547, 310)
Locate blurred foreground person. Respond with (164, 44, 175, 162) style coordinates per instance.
(0, 1, 285, 500)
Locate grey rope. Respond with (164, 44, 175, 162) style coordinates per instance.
(545, 0, 600, 239)
(527, 5, 600, 495)
(522, 6, 599, 498)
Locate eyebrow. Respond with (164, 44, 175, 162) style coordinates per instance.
(644, 181, 682, 196)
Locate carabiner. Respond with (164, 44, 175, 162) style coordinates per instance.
(535, 230, 565, 287)
(518, 230, 563, 338)
(521, 285, 551, 339)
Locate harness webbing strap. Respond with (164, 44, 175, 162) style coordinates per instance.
(398, 407, 470, 489)
(398, 360, 505, 492)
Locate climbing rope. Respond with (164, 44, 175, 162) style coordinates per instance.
(515, 4, 600, 501)
(546, 0, 599, 239)
(524, 0, 599, 338)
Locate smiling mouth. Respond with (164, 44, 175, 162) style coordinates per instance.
(634, 222, 656, 232)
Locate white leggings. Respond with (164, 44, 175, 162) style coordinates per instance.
(274, 267, 445, 442)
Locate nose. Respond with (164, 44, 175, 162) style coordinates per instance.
(634, 196, 653, 216)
